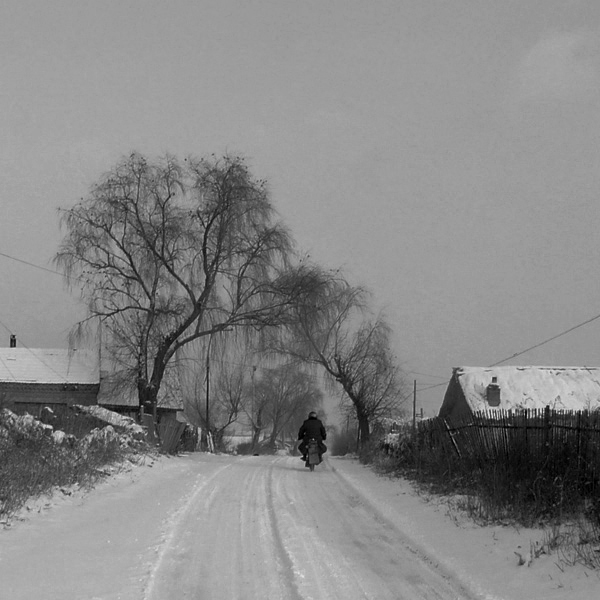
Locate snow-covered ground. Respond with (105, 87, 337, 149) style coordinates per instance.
(333, 458, 600, 600)
(0, 453, 598, 599)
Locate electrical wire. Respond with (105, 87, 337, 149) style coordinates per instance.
(0, 250, 64, 278)
(4, 250, 600, 386)
(406, 370, 447, 380)
(0, 250, 85, 284)
(0, 316, 73, 383)
(416, 312, 600, 395)
(488, 312, 600, 367)
(417, 381, 447, 393)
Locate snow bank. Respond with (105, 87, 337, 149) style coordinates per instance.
(1, 407, 147, 452)
(77, 425, 121, 454)
(74, 404, 146, 440)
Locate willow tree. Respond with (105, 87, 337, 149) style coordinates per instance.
(178, 331, 252, 447)
(253, 362, 322, 449)
(55, 153, 323, 418)
(273, 277, 406, 445)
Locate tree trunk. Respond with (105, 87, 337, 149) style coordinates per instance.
(268, 428, 279, 449)
(251, 427, 261, 449)
(137, 380, 160, 440)
(137, 339, 172, 432)
(357, 413, 370, 446)
(251, 409, 263, 450)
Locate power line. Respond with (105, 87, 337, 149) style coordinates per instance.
(416, 311, 600, 395)
(416, 381, 447, 393)
(0, 317, 14, 337)
(0, 250, 64, 278)
(488, 312, 600, 367)
(0, 317, 72, 383)
(407, 369, 447, 380)
(5, 249, 600, 379)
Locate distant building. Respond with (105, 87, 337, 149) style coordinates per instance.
(439, 366, 600, 421)
(0, 347, 99, 414)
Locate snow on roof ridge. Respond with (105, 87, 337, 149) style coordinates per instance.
(454, 365, 600, 412)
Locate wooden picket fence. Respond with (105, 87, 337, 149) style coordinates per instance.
(413, 408, 600, 492)
(157, 419, 187, 454)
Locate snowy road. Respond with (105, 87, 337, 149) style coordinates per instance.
(145, 455, 477, 600)
(1, 454, 482, 600)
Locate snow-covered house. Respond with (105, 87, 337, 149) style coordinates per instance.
(438, 366, 600, 421)
(0, 347, 99, 414)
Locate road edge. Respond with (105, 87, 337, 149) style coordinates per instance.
(327, 457, 502, 600)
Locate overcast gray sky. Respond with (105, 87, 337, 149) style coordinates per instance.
(2, 0, 600, 415)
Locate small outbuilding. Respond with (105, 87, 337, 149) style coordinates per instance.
(0, 347, 99, 415)
(439, 366, 600, 421)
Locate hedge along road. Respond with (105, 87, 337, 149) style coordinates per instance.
(1, 454, 483, 600)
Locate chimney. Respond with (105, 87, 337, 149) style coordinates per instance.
(9, 334, 16, 348)
(486, 376, 500, 407)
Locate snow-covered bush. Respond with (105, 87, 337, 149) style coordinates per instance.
(77, 425, 120, 455)
(74, 405, 146, 440)
(0, 408, 53, 440)
(51, 430, 77, 448)
(0, 407, 151, 521)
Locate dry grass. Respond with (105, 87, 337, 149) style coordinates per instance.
(0, 409, 150, 521)
(372, 428, 600, 570)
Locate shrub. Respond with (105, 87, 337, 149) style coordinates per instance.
(40, 405, 106, 437)
(0, 409, 149, 521)
(374, 414, 600, 528)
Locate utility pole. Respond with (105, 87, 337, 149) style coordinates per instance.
(251, 365, 257, 449)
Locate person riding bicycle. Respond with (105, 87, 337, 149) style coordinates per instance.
(298, 411, 327, 461)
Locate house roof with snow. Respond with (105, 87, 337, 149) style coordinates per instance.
(0, 348, 99, 385)
(439, 366, 600, 419)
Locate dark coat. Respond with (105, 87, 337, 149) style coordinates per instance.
(298, 417, 326, 442)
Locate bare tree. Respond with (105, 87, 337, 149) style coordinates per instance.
(273, 278, 406, 445)
(331, 318, 406, 443)
(257, 363, 323, 449)
(55, 153, 325, 419)
(178, 333, 250, 447)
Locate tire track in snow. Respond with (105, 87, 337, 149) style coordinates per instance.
(327, 460, 484, 600)
(144, 456, 301, 599)
(265, 459, 305, 600)
(142, 460, 233, 600)
(272, 456, 483, 599)
(269, 457, 376, 599)
(144, 455, 485, 600)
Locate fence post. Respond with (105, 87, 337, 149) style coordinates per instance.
(412, 380, 417, 445)
(443, 418, 461, 458)
(544, 405, 551, 460)
(576, 411, 582, 479)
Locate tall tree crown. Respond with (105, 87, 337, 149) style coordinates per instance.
(55, 153, 320, 409)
